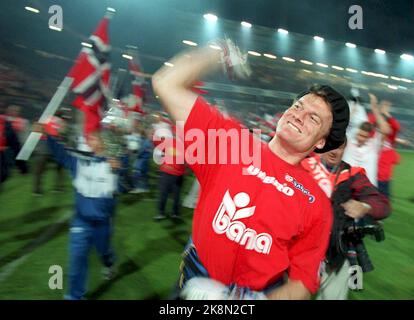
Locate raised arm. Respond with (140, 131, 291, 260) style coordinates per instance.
(368, 93, 392, 135)
(152, 47, 222, 123)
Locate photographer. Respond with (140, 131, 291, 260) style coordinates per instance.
(302, 139, 390, 300)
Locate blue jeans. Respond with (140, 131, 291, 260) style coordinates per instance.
(133, 157, 150, 189)
(65, 216, 115, 300)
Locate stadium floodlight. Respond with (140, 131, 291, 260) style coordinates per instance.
(81, 42, 92, 48)
(263, 53, 277, 59)
(107, 7, 116, 13)
(313, 36, 324, 42)
(387, 85, 398, 90)
(203, 13, 218, 22)
(25, 6, 39, 13)
(209, 44, 221, 50)
(400, 78, 412, 83)
(282, 57, 295, 62)
(300, 60, 313, 65)
(346, 68, 358, 73)
(182, 40, 198, 46)
(277, 28, 288, 35)
(400, 53, 414, 61)
(241, 21, 252, 28)
(316, 62, 329, 68)
(332, 65, 344, 71)
(346, 42, 356, 48)
(375, 49, 386, 54)
(122, 54, 133, 60)
(391, 76, 401, 81)
(248, 51, 261, 56)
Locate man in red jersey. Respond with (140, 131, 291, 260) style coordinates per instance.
(152, 40, 349, 300)
(153, 133, 186, 221)
(368, 100, 401, 199)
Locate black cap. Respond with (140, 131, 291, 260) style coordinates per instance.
(295, 85, 350, 153)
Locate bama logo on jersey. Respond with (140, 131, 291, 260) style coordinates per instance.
(212, 190, 272, 255)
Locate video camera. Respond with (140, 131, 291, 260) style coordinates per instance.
(341, 216, 385, 273)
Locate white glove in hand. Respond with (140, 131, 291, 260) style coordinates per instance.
(180, 277, 230, 300)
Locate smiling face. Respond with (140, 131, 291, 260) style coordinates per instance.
(275, 93, 333, 153)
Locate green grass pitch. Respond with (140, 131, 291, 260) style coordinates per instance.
(0, 151, 413, 299)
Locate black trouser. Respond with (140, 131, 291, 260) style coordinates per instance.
(158, 171, 184, 216)
(378, 181, 390, 199)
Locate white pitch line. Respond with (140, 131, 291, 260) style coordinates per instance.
(0, 211, 72, 284)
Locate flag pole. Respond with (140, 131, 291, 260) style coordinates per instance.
(16, 76, 73, 160)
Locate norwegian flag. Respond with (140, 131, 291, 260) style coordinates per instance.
(128, 60, 146, 115)
(67, 15, 112, 135)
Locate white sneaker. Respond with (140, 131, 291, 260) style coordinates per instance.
(129, 188, 149, 194)
(102, 265, 117, 280)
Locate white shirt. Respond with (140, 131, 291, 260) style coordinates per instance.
(342, 131, 382, 186)
(346, 101, 368, 138)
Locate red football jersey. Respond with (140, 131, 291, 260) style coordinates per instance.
(184, 97, 332, 293)
(158, 137, 186, 176)
(378, 146, 400, 181)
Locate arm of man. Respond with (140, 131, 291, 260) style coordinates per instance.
(152, 47, 222, 123)
(267, 196, 333, 300)
(346, 171, 391, 220)
(368, 93, 392, 135)
(266, 279, 311, 300)
(33, 122, 77, 176)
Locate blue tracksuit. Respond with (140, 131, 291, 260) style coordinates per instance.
(133, 137, 153, 190)
(46, 136, 118, 299)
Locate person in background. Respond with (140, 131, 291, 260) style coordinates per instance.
(343, 94, 391, 186)
(33, 122, 120, 300)
(0, 105, 21, 186)
(153, 133, 186, 221)
(369, 100, 401, 199)
(6, 104, 28, 174)
(130, 127, 153, 193)
(302, 139, 390, 300)
(32, 113, 66, 195)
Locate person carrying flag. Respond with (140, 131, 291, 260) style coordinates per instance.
(33, 11, 121, 300)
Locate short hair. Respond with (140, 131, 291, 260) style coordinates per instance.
(359, 121, 374, 133)
(295, 84, 350, 153)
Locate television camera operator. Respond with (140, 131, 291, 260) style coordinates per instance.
(302, 138, 390, 299)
